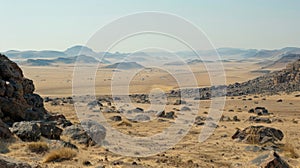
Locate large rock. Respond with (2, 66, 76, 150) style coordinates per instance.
(132, 114, 150, 122)
(232, 125, 284, 144)
(11, 121, 41, 141)
(0, 54, 47, 125)
(81, 120, 106, 145)
(251, 151, 290, 168)
(0, 155, 31, 168)
(62, 121, 106, 146)
(40, 122, 63, 140)
(0, 119, 13, 139)
(47, 139, 78, 150)
(62, 124, 91, 145)
(45, 114, 72, 128)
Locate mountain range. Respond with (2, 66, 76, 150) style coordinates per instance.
(2, 45, 300, 68)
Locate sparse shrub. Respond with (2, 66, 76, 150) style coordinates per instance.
(282, 142, 299, 159)
(44, 147, 77, 162)
(28, 141, 49, 153)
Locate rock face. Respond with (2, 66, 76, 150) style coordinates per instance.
(232, 126, 284, 144)
(0, 54, 47, 125)
(0, 155, 32, 168)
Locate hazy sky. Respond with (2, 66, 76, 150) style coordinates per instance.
(0, 0, 300, 52)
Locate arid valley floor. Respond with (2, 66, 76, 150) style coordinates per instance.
(1, 58, 300, 168)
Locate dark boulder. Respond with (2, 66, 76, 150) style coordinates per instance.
(232, 126, 283, 144)
(45, 114, 72, 128)
(63, 121, 106, 146)
(81, 120, 106, 145)
(254, 107, 269, 115)
(249, 116, 272, 123)
(0, 119, 13, 139)
(62, 124, 92, 145)
(165, 111, 175, 119)
(40, 122, 63, 140)
(251, 151, 290, 168)
(11, 121, 41, 141)
(110, 115, 122, 122)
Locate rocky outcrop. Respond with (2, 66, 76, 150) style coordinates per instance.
(232, 126, 284, 144)
(0, 54, 47, 125)
(0, 54, 73, 142)
(168, 59, 300, 99)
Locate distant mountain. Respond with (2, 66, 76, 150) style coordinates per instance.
(104, 62, 144, 70)
(252, 47, 300, 60)
(64, 45, 97, 57)
(262, 54, 300, 69)
(4, 50, 66, 59)
(23, 59, 54, 66)
(3, 46, 300, 65)
(187, 59, 213, 64)
(217, 48, 258, 57)
(20, 55, 109, 66)
(176, 48, 258, 60)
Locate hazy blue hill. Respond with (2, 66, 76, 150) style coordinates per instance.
(262, 54, 300, 69)
(175, 48, 258, 60)
(64, 45, 97, 57)
(187, 59, 213, 64)
(252, 47, 300, 60)
(23, 59, 54, 66)
(4, 50, 66, 59)
(20, 55, 110, 66)
(4, 46, 300, 65)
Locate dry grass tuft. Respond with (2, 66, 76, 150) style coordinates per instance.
(28, 141, 49, 154)
(117, 120, 132, 127)
(281, 142, 299, 159)
(44, 147, 77, 162)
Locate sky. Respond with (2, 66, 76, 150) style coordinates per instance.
(0, 0, 300, 52)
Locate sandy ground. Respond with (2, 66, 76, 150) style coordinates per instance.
(20, 61, 265, 97)
(2, 62, 299, 167)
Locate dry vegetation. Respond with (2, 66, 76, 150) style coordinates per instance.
(43, 147, 77, 163)
(27, 142, 49, 154)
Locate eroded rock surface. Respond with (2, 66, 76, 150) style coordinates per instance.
(0, 54, 47, 125)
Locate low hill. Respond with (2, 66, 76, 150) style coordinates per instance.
(20, 55, 109, 66)
(104, 62, 144, 70)
(262, 54, 300, 69)
(187, 59, 213, 64)
(170, 59, 300, 99)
